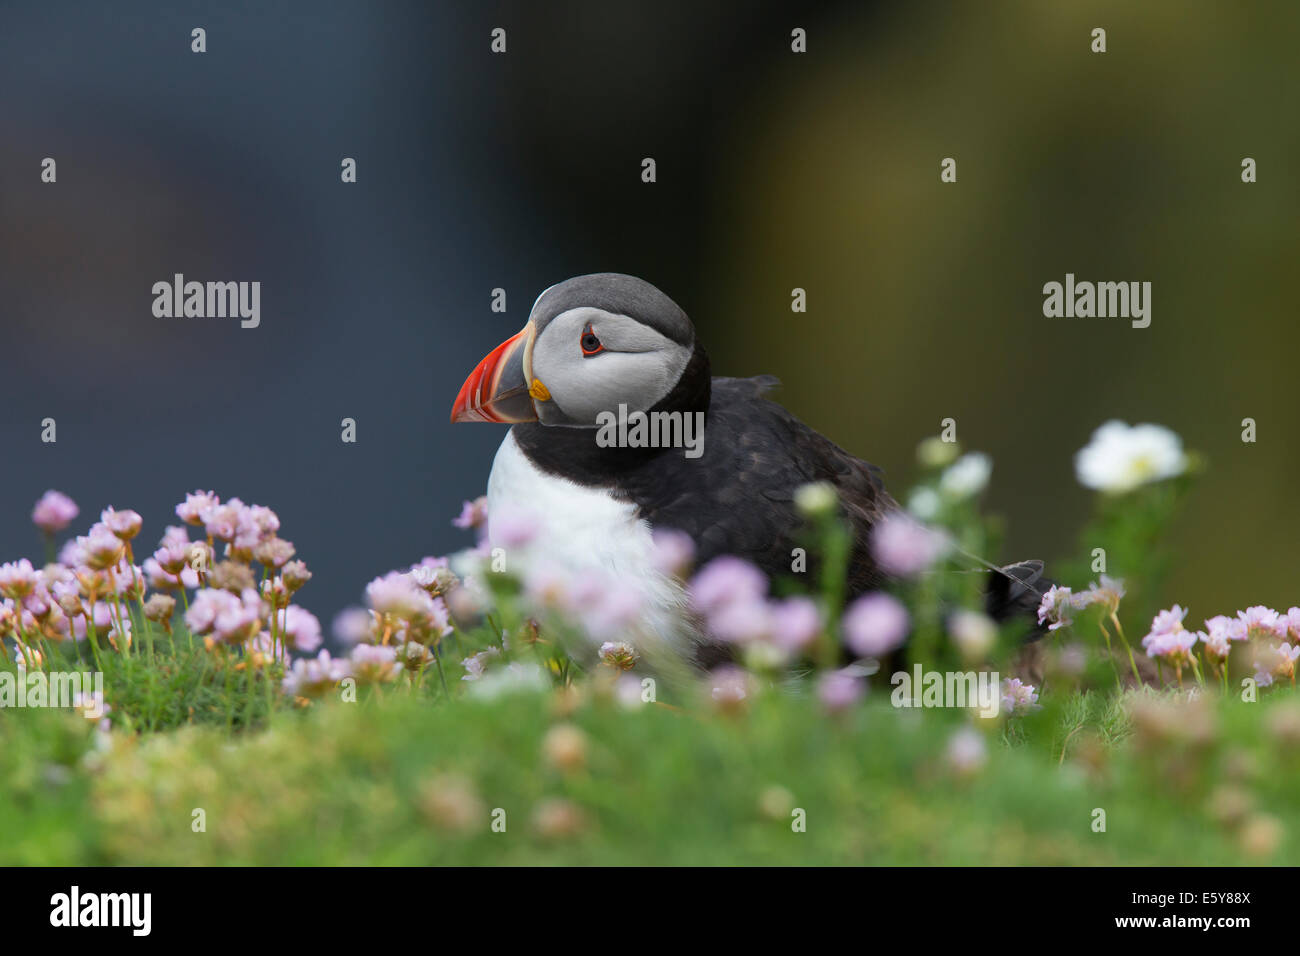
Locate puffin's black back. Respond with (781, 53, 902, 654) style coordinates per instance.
(630, 376, 894, 592)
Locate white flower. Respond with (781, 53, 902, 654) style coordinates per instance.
(907, 487, 941, 520)
(938, 453, 992, 499)
(1075, 421, 1187, 493)
(946, 727, 987, 774)
(917, 436, 960, 469)
(465, 661, 549, 700)
(461, 647, 501, 682)
(949, 609, 997, 660)
(794, 481, 837, 518)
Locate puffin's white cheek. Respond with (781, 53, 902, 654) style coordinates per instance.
(545, 367, 621, 423)
(563, 356, 671, 420)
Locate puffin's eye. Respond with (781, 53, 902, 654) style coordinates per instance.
(580, 325, 604, 357)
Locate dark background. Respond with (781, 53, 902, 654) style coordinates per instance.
(2, 1, 1296, 634)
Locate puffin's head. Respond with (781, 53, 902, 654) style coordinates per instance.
(450, 273, 696, 427)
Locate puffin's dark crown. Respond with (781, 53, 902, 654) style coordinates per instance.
(530, 273, 694, 347)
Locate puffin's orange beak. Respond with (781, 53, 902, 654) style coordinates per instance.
(450, 322, 540, 423)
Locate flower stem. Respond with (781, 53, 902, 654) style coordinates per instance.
(1110, 612, 1142, 685)
(1096, 619, 1123, 690)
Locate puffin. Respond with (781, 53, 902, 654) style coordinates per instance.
(450, 273, 1047, 663)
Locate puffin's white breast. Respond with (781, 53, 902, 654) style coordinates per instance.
(485, 430, 691, 656)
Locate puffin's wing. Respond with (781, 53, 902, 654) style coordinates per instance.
(639, 376, 894, 591)
(725, 377, 896, 590)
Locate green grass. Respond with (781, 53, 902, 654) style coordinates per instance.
(3, 640, 1299, 865)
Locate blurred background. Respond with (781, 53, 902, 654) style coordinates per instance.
(2, 0, 1296, 634)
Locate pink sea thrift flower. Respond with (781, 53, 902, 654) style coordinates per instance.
(186, 588, 240, 636)
(143, 558, 199, 591)
(243, 505, 280, 540)
(349, 644, 401, 684)
(13, 641, 43, 672)
(706, 595, 771, 644)
(106, 617, 132, 651)
(488, 502, 540, 549)
(871, 512, 948, 577)
(420, 598, 453, 642)
(446, 574, 488, 620)
(1203, 615, 1247, 659)
(0, 559, 39, 600)
(613, 674, 646, 709)
(366, 571, 433, 619)
(818, 669, 865, 713)
(523, 564, 574, 611)
(408, 559, 454, 597)
(159, 525, 191, 551)
(39, 563, 74, 587)
(100, 507, 143, 541)
(1145, 629, 1199, 669)
(230, 506, 278, 557)
(1238, 606, 1282, 640)
(1036, 585, 1075, 631)
(1281, 608, 1300, 645)
(1277, 644, 1300, 678)
(280, 605, 323, 653)
(579, 586, 644, 641)
(80, 526, 125, 570)
(246, 632, 290, 666)
(708, 665, 754, 711)
(22, 584, 52, 619)
(333, 607, 376, 646)
(651, 528, 696, 578)
(282, 560, 312, 593)
(843, 592, 909, 658)
(51, 580, 82, 618)
(768, 596, 821, 652)
(1000, 677, 1041, 715)
(690, 557, 767, 614)
(109, 560, 145, 601)
(32, 491, 79, 534)
(452, 497, 488, 530)
(213, 591, 264, 645)
(599, 641, 639, 670)
(57, 538, 86, 567)
(462, 647, 502, 681)
(202, 498, 246, 543)
(282, 649, 351, 697)
(252, 537, 296, 568)
(1153, 605, 1189, 631)
(153, 538, 189, 574)
(396, 640, 434, 671)
(1254, 643, 1300, 686)
(1141, 604, 1190, 659)
(42, 605, 72, 641)
(176, 490, 219, 525)
(1074, 575, 1126, 613)
(946, 727, 987, 775)
(69, 601, 119, 642)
